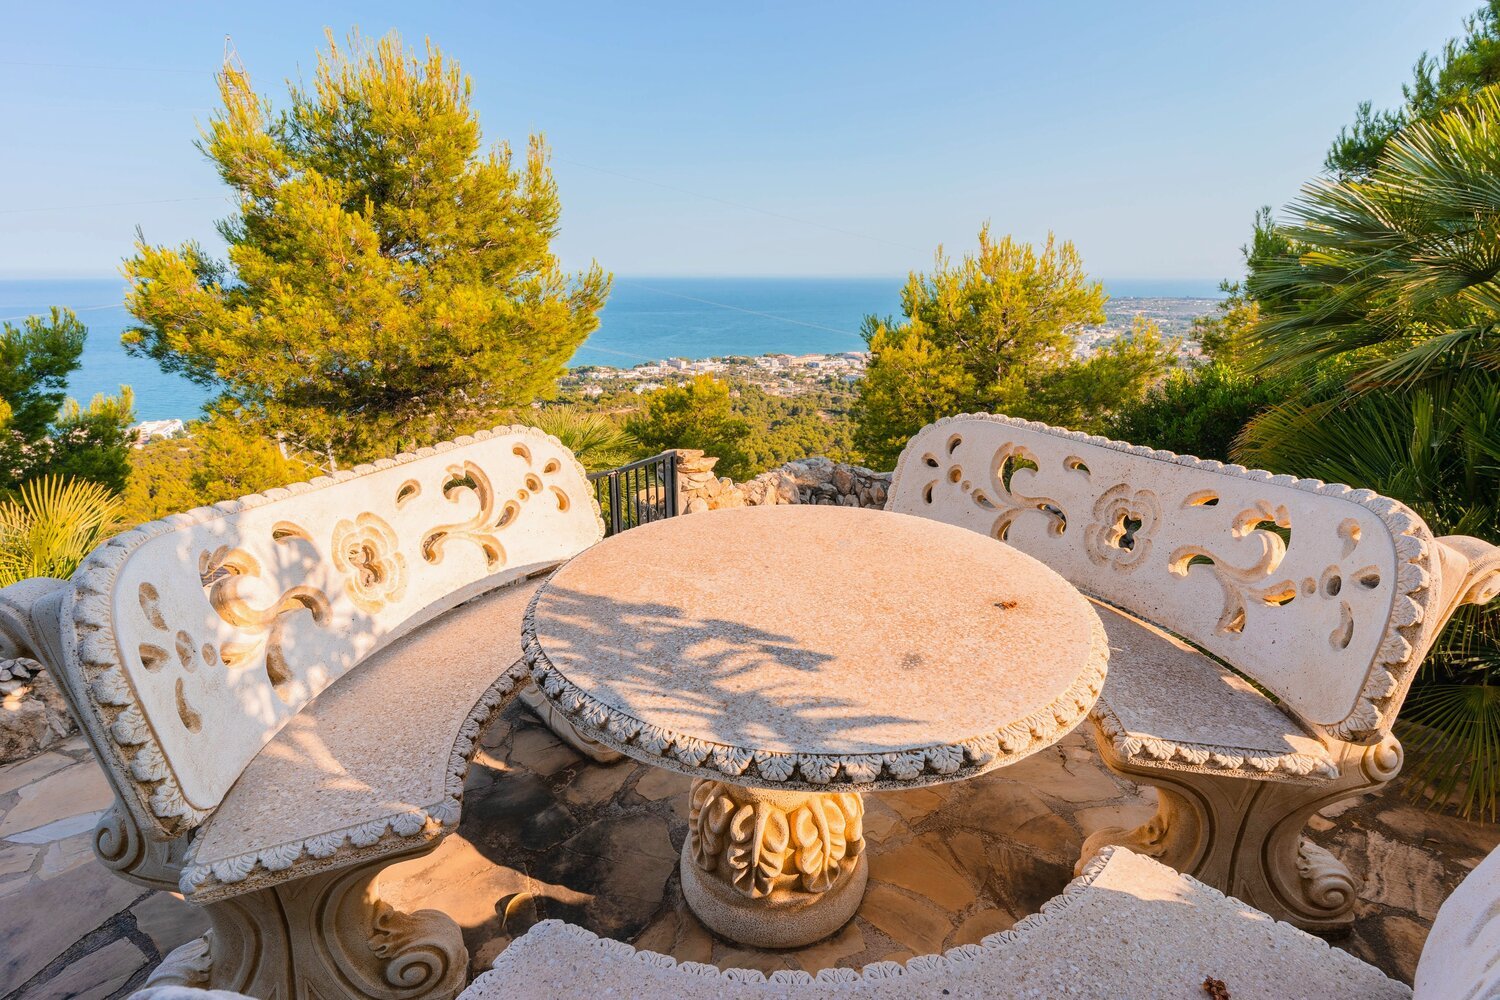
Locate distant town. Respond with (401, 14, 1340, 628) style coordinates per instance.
(559, 296, 1221, 399)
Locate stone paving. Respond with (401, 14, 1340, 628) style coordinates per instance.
(2, 703, 1495, 998)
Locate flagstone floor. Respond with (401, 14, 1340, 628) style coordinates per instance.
(2, 703, 1495, 998)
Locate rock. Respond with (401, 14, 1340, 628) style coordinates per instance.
(947, 908, 1016, 948)
(0, 671, 76, 765)
(0, 759, 113, 840)
(858, 883, 952, 955)
(38, 833, 95, 879)
(0, 750, 74, 796)
(868, 835, 976, 910)
(685, 497, 709, 514)
(632, 768, 690, 803)
(528, 814, 677, 942)
(0, 680, 21, 695)
(794, 920, 865, 973)
(0, 842, 38, 877)
(832, 466, 855, 494)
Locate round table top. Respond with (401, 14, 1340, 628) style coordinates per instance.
(522, 505, 1108, 791)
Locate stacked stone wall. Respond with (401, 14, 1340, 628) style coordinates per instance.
(672, 450, 890, 513)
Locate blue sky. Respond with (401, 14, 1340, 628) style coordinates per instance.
(0, 1, 1481, 282)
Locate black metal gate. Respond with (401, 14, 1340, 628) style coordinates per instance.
(588, 452, 679, 536)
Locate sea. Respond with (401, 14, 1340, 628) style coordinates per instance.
(0, 276, 1224, 423)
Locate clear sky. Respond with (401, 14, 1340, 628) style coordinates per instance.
(0, 1, 1481, 283)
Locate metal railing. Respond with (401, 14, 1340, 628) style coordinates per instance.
(588, 451, 679, 536)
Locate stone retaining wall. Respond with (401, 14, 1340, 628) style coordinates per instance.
(673, 450, 890, 513)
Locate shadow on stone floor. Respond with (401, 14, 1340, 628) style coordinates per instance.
(1, 699, 1495, 996)
(382, 701, 1496, 985)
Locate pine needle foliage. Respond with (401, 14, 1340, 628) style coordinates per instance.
(123, 30, 610, 468)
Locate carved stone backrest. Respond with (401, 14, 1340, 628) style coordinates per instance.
(888, 415, 1440, 745)
(50, 426, 602, 840)
(1413, 844, 1500, 999)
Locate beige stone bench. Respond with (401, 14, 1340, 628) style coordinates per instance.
(137, 843, 1497, 998)
(0, 426, 604, 1000)
(450, 843, 1499, 999)
(884, 413, 1500, 931)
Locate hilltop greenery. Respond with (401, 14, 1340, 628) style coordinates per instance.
(854, 227, 1174, 467)
(0, 308, 134, 496)
(1326, 0, 1500, 179)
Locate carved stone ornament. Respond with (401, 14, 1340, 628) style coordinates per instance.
(888, 412, 1447, 744)
(681, 780, 870, 948)
(54, 424, 602, 843)
(688, 779, 864, 897)
(333, 512, 408, 613)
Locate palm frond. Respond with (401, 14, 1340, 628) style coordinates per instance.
(527, 409, 639, 472)
(0, 476, 123, 587)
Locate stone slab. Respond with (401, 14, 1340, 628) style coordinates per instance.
(530, 505, 1107, 774)
(0, 854, 142, 994)
(30, 937, 146, 1000)
(0, 759, 113, 839)
(0, 750, 75, 797)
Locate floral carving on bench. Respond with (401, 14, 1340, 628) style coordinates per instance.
(1084, 483, 1161, 571)
(332, 512, 408, 614)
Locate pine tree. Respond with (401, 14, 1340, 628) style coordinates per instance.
(124, 31, 610, 466)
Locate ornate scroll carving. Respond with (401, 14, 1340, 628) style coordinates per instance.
(201, 543, 332, 700)
(1168, 500, 1293, 635)
(889, 413, 1453, 743)
(420, 447, 571, 571)
(688, 780, 863, 898)
(197, 840, 467, 1000)
(92, 801, 192, 891)
(1080, 727, 1404, 931)
(422, 462, 510, 569)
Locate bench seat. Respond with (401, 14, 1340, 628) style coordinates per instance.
(459, 846, 1407, 999)
(1091, 602, 1337, 780)
(180, 573, 549, 901)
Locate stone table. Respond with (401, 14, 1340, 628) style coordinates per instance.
(521, 505, 1109, 948)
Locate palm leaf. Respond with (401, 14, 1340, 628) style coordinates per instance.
(0, 477, 123, 587)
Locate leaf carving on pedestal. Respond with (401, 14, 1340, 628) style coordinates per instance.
(726, 801, 789, 898)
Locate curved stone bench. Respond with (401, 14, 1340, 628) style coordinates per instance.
(0, 426, 605, 1000)
(140, 844, 1497, 998)
(457, 846, 1446, 999)
(887, 413, 1500, 931)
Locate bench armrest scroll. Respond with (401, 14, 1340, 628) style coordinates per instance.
(0, 577, 69, 666)
(1435, 535, 1500, 627)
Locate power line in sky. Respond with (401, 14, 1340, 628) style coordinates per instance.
(0, 195, 226, 216)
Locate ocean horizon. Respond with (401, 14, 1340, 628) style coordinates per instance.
(0, 276, 1224, 423)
